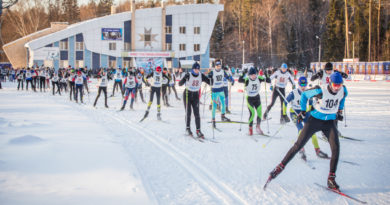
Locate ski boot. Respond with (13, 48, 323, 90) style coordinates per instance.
(120, 106, 125, 111)
(315, 148, 329, 158)
(256, 124, 264, 135)
(299, 148, 307, 161)
(185, 127, 193, 136)
(196, 129, 205, 139)
(209, 104, 212, 110)
(270, 163, 285, 179)
(105, 104, 109, 108)
(157, 112, 162, 121)
(212, 118, 216, 128)
(221, 114, 231, 122)
(248, 126, 253, 136)
(226, 108, 231, 114)
(327, 172, 339, 190)
(280, 115, 290, 124)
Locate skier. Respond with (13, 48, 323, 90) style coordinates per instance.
(141, 66, 170, 121)
(68, 69, 76, 101)
(111, 68, 124, 97)
(45, 68, 51, 89)
(93, 69, 109, 108)
(311, 62, 348, 85)
(266, 72, 348, 191)
(32, 67, 38, 89)
(38, 68, 46, 92)
(82, 67, 90, 94)
(168, 68, 181, 101)
(73, 70, 86, 103)
(263, 63, 295, 124)
(222, 66, 235, 114)
(25, 68, 36, 91)
(238, 67, 271, 135)
(135, 68, 146, 103)
(16, 69, 25, 90)
(208, 60, 232, 127)
(282, 76, 329, 160)
(161, 67, 171, 107)
(51, 71, 61, 95)
(120, 70, 138, 110)
(178, 62, 210, 138)
(60, 70, 68, 93)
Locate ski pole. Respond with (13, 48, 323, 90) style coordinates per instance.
(262, 123, 286, 148)
(239, 84, 245, 131)
(264, 82, 270, 133)
(276, 88, 298, 115)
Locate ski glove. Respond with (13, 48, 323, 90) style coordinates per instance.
(270, 85, 273, 91)
(337, 110, 343, 121)
(297, 111, 306, 123)
(292, 84, 296, 89)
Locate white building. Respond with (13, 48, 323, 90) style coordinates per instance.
(9, 3, 223, 70)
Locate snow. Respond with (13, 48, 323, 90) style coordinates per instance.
(0, 79, 389, 205)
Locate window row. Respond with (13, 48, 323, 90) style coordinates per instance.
(177, 43, 200, 51)
(165, 26, 201, 35)
(60, 41, 84, 51)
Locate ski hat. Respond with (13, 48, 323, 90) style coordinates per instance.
(298, 76, 308, 87)
(248, 67, 257, 75)
(215, 60, 221, 66)
(156, 66, 162, 72)
(325, 62, 333, 71)
(281, 63, 288, 69)
(330, 72, 343, 84)
(192, 62, 200, 70)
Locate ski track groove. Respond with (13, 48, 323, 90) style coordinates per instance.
(37, 91, 249, 205)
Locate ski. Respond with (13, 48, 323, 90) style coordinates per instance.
(202, 137, 219, 143)
(246, 134, 258, 142)
(340, 135, 364, 142)
(321, 157, 359, 166)
(314, 183, 367, 204)
(208, 120, 248, 124)
(301, 158, 316, 170)
(186, 134, 204, 142)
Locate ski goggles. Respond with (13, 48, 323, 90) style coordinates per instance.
(331, 82, 343, 90)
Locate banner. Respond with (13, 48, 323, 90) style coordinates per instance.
(135, 57, 164, 73)
(101, 28, 122, 40)
(33, 47, 59, 60)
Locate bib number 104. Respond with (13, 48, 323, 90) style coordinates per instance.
(325, 99, 339, 109)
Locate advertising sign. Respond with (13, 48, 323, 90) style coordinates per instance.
(101, 28, 122, 40)
(34, 47, 59, 60)
(135, 57, 164, 74)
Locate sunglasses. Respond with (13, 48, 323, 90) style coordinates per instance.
(331, 82, 343, 90)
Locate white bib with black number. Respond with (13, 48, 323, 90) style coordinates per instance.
(320, 71, 333, 85)
(136, 74, 143, 85)
(52, 75, 59, 82)
(162, 75, 168, 85)
(212, 69, 224, 89)
(75, 76, 83, 85)
(115, 71, 122, 80)
(125, 76, 136, 88)
(61, 76, 67, 83)
(186, 73, 202, 92)
(290, 89, 302, 110)
(314, 85, 344, 114)
(99, 75, 108, 87)
(152, 72, 162, 87)
(18, 73, 23, 79)
(68, 73, 75, 82)
(26, 71, 32, 78)
(246, 77, 261, 97)
(169, 73, 175, 86)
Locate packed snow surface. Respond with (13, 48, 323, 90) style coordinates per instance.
(0, 79, 389, 205)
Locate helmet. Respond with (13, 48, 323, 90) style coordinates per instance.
(156, 66, 162, 72)
(330, 72, 343, 84)
(192, 62, 200, 70)
(281, 63, 288, 69)
(298, 76, 308, 87)
(248, 67, 257, 75)
(324, 62, 333, 71)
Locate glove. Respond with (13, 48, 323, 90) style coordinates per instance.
(231, 80, 235, 86)
(243, 69, 248, 75)
(270, 85, 273, 91)
(146, 82, 151, 87)
(292, 84, 296, 89)
(337, 110, 343, 121)
(297, 111, 306, 123)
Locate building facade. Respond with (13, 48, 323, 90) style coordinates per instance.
(10, 3, 223, 70)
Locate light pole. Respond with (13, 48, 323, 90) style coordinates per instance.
(316, 35, 321, 70)
(349, 32, 354, 60)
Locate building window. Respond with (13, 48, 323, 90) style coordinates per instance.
(76, 42, 84, 51)
(179, 44, 186, 51)
(166, 43, 172, 51)
(124, 42, 131, 51)
(109, 59, 116, 68)
(179, 26, 186, 34)
(60, 60, 69, 68)
(194, 27, 200, 34)
(123, 60, 131, 69)
(109, 42, 116, 51)
(75, 60, 84, 69)
(60, 41, 68, 50)
(165, 26, 172, 34)
(194, 44, 200, 52)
